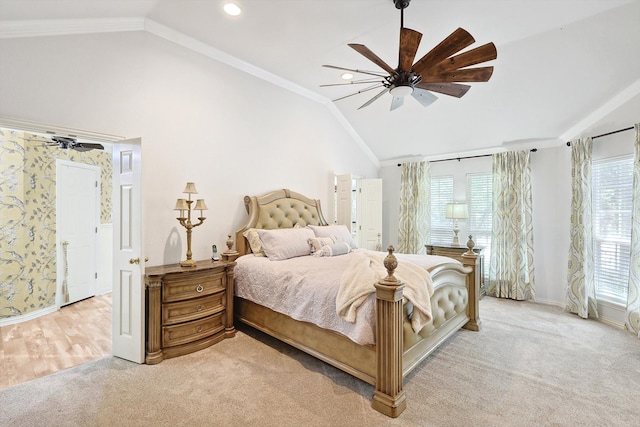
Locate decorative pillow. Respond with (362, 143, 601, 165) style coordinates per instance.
(313, 242, 351, 257)
(256, 227, 315, 261)
(243, 228, 266, 257)
(308, 236, 336, 252)
(307, 224, 358, 249)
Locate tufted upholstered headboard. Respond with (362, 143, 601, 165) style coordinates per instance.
(235, 189, 329, 256)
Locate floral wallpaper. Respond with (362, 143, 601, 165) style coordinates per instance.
(0, 129, 112, 319)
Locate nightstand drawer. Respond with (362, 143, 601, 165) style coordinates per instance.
(162, 271, 225, 303)
(162, 312, 225, 348)
(162, 292, 225, 326)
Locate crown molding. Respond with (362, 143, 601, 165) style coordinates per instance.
(0, 116, 125, 142)
(0, 17, 144, 39)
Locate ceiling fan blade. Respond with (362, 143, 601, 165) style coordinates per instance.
(390, 95, 404, 111)
(358, 88, 389, 110)
(414, 82, 471, 98)
(411, 89, 439, 107)
(75, 142, 105, 151)
(431, 42, 497, 74)
(412, 27, 475, 75)
(399, 28, 422, 73)
(320, 78, 384, 88)
(322, 64, 387, 78)
(348, 44, 397, 75)
(332, 84, 385, 102)
(421, 66, 494, 83)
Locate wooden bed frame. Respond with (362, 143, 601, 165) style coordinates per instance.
(232, 189, 480, 417)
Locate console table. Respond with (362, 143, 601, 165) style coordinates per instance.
(144, 259, 236, 364)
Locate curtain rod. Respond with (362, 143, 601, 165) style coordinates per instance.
(397, 148, 537, 166)
(566, 126, 634, 146)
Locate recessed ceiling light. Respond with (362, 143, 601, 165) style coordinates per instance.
(341, 72, 354, 80)
(223, 3, 242, 16)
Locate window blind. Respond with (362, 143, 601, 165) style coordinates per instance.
(430, 175, 453, 244)
(592, 155, 633, 303)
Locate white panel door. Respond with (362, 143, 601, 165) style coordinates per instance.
(56, 160, 99, 306)
(336, 173, 353, 230)
(357, 179, 383, 250)
(112, 138, 144, 363)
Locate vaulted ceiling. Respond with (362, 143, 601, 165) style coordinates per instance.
(2, 0, 639, 162)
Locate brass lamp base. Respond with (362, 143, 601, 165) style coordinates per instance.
(180, 259, 197, 267)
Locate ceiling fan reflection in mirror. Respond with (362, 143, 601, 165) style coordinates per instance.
(321, 0, 497, 111)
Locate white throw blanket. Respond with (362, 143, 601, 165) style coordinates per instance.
(336, 251, 434, 333)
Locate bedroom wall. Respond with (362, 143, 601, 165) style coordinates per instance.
(379, 110, 637, 311)
(0, 31, 378, 287)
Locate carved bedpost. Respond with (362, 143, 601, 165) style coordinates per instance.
(461, 235, 481, 331)
(371, 246, 407, 418)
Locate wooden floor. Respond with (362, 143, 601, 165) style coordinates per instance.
(0, 293, 112, 389)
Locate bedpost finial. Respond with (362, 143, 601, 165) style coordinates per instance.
(464, 235, 476, 255)
(383, 245, 398, 283)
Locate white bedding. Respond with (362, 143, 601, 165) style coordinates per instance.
(234, 249, 460, 345)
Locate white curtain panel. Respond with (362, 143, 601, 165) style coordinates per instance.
(398, 161, 430, 254)
(566, 138, 598, 319)
(627, 124, 640, 337)
(488, 151, 535, 300)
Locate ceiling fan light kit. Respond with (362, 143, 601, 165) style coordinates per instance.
(322, 0, 497, 111)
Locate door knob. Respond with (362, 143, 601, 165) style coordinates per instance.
(129, 258, 140, 264)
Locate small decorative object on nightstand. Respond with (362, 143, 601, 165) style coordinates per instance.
(144, 259, 236, 364)
(222, 234, 239, 262)
(426, 236, 485, 298)
(174, 182, 207, 267)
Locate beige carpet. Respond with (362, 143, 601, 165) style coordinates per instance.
(2, 297, 639, 427)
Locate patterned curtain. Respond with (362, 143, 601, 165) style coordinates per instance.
(488, 151, 535, 300)
(398, 161, 430, 254)
(626, 124, 640, 337)
(566, 138, 598, 319)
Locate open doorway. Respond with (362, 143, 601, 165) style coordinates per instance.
(0, 125, 144, 382)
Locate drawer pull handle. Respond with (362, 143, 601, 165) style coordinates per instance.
(196, 284, 204, 293)
(196, 304, 203, 312)
(196, 326, 202, 333)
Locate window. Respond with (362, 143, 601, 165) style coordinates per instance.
(592, 155, 633, 303)
(466, 173, 492, 282)
(430, 175, 453, 244)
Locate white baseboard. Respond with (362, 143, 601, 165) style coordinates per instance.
(0, 306, 57, 327)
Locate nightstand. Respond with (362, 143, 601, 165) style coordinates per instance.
(144, 259, 236, 364)
(425, 243, 485, 298)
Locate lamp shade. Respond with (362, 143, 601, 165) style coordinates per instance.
(183, 182, 198, 194)
(446, 203, 468, 219)
(194, 199, 208, 211)
(174, 198, 188, 210)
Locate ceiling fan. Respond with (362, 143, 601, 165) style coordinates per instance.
(49, 136, 104, 152)
(321, 0, 497, 111)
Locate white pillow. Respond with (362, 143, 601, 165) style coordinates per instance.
(307, 224, 358, 249)
(256, 227, 315, 261)
(313, 242, 351, 257)
(308, 236, 336, 252)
